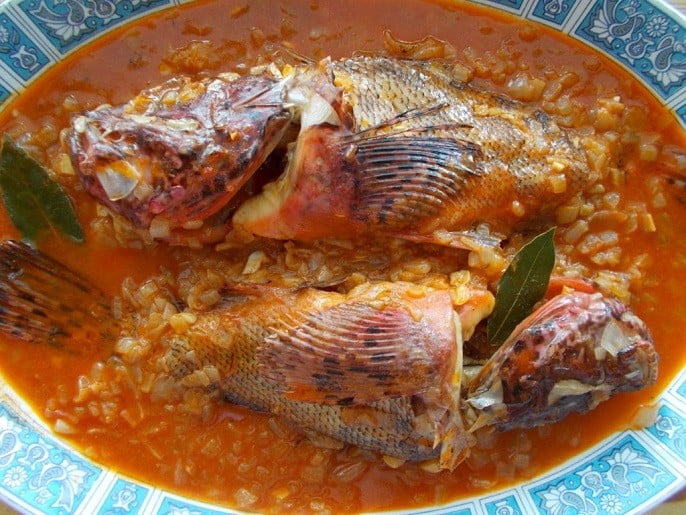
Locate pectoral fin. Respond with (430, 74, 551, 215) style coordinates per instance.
(257, 301, 441, 405)
(349, 133, 482, 228)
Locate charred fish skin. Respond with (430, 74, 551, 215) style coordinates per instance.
(161, 282, 473, 470)
(67, 73, 291, 229)
(466, 291, 658, 432)
(234, 57, 597, 241)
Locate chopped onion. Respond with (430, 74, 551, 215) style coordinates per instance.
(383, 30, 455, 59)
(54, 419, 78, 434)
(289, 88, 340, 130)
(547, 379, 594, 405)
(97, 161, 140, 200)
(382, 455, 406, 469)
(73, 115, 88, 133)
(149, 217, 171, 239)
(631, 403, 659, 429)
(468, 378, 503, 410)
(599, 319, 632, 357)
(242, 250, 267, 274)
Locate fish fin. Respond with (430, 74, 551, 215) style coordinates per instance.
(437, 403, 475, 470)
(348, 134, 482, 227)
(397, 230, 501, 251)
(0, 240, 117, 354)
(341, 103, 455, 140)
(258, 301, 439, 405)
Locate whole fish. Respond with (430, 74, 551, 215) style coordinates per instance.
(232, 57, 596, 245)
(67, 72, 291, 230)
(66, 57, 598, 247)
(0, 241, 657, 471)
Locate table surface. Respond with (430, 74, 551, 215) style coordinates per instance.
(0, 0, 684, 514)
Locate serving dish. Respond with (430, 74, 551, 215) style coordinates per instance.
(0, 0, 685, 513)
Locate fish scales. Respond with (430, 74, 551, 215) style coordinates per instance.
(65, 56, 599, 245)
(160, 282, 470, 467)
(331, 57, 593, 230)
(234, 57, 596, 241)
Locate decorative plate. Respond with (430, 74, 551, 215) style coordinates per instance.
(0, 0, 685, 514)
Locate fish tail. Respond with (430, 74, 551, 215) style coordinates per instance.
(0, 240, 117, 354)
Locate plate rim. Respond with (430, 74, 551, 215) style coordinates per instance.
(0, 0, 685, 513)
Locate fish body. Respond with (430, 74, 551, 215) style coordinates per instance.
(233, 57, 595, 242)
(162, 281, 472, 469)
(0, 241, 658, 471)
(67, 56, 597, 245)
(67, 73, 291, 230)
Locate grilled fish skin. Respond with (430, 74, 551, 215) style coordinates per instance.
(0, 241, 658, 471)
(67, 72, 291, 231)
(233, 57, 597, 243)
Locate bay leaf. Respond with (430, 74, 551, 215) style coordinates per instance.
(0, 135, 84, 243)
(487, 227, 556, 347)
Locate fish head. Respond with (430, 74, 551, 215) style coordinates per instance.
(466, 291, 658, 432)
(67, 74, 292, 231)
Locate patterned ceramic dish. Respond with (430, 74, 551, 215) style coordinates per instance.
(0, 0, 685, 514)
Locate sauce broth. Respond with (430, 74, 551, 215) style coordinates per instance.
(0, 0, 685, 512)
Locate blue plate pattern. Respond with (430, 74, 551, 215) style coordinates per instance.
(0, 12, 49, 80)
(646, 404, 686, 461)
(0, 83, 9, 105)
(0, 0, 684, 514)
(531, 0, 580, 26)
(576, 0, 686, 98)
(482, 493, 527, 514)
(0, 404, 101, 514)
(17, 0, 170, 53)
(529, 435, 680, 514)
(676, 102, 686, 125)
(98, 479, 151, 515)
